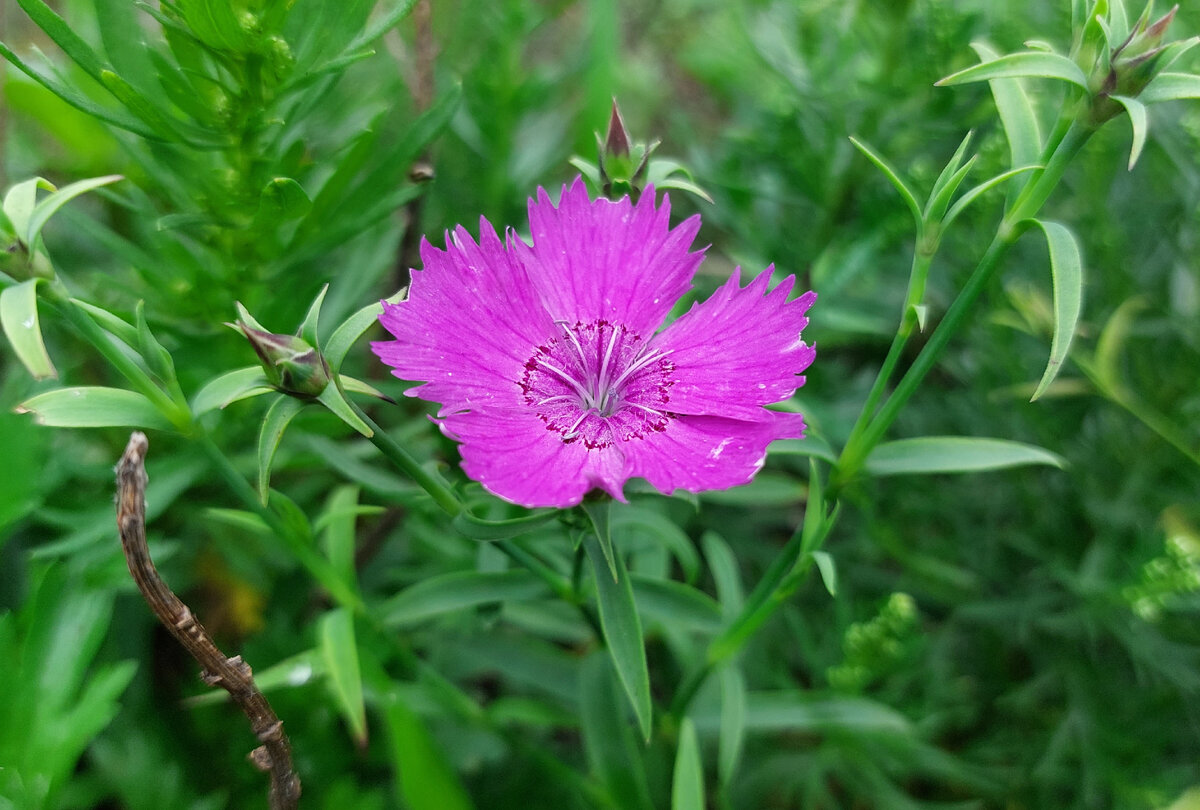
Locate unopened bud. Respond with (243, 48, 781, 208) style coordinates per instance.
(232, 321, 331, 397)
(597, 99, 659, 202)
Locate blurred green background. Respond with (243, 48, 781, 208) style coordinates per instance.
(2, 1, 1199, 808)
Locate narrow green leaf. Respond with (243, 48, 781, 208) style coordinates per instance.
(1028, 219, 1085, 401)
(942, 164, 1041, 229)
(811, 550, 838, 596)
(970, 42, 1042, 176)
(299, 284, 329, 346)
(770, 433, 837, 463)
(0, 43, 155, 137)
(613, 504, 701, 583)
(631, 576, 723, 634)
(324, 290, 404, 372)
(937, 51, 1089, 89)
(1, 279, 57, 379)
(700, 531, 743, 617)
(864, 436, 1065, 476)
(133, 301, 175, 383)
(579, 653, 654, 810)
(379, 570, 551, 627)
(925, 131, 974, 215)
(451, 509, 558, 541)
(316, 381, 373, 437)
(1094, 297, 1145, 391)
(671, 718, 705, 810)
(71, 298, 137, 347)
(25, 175, 123, 246)
(584, 531, 652, 740)
(98, 70, 192, 143)
(1140, 71, 1200, 104)
(582, 499, 619, 582)
(717, 664, 746, 786)
(848, 137, 923, 230)
(191, 367, 271, 415)
(347, 0, 419, 50)
(338, 375, 388, 400)
(15, 0, 108, 82)
(3, 177, 55, 241)
(257, 396, 305, 504)
(382, 694, 475, 810)
(318, 608, 367, 745)
(17, 387, 174, 430)
(1110, 95, 1149, 169)
(925, 155, 977, 224)
(321, 486, 360, 586)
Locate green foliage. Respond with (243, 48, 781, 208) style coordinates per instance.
(1, 0, 1199, 808)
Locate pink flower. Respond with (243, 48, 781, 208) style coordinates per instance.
(372, 179, 816, 508)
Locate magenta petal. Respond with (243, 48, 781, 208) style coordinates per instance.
(514, 178, 704, 336)
(446, 407, 628, 508)
(652, 267, 816, 419)
(371, 219, 554, 416)
(625, 411, 806, 496)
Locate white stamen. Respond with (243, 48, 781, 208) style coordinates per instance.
(537, 358, 594, 404)
(562, 410, 590, 439)
(609, 347, 673, 391)
(596, 325, 621, 396)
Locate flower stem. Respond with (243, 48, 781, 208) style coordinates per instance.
(833, 120, 1094, 492)
(346, 402, 465, 517)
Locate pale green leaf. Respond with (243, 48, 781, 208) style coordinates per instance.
(1028, 219, 1084, 401)
(318, 608, 367, 745)
(584, 531, 652, 741)
(865, 436, 1065, 476)
(1110, 95, 1149, 170)
(671, 718, 704, 810)
(379, 570, 551, 627)
(1, 279, 57, 379)
(849, 137, 923, 229)
(191, 367, 271, 416)
(258, 396, 305, 505)
(17, 387, 174, 430)
(937, 51, 1089, 89)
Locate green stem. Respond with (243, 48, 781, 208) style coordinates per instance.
(347, 402, 464, 516)
(833, 120, 1094, 490)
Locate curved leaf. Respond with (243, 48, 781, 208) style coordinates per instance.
(324, 290, 404, 371)
(849, 137, 923, 229)
(191, 367, 272, 415)
(25, 175, 123, 246)
(257, 396, 305, 504)
(671, 718, 704, 810)
(1, 279, 57, 379)
(319, 608, 366, 746)
(970, 42, 1042, 174)
(1028, 219, 1084, 401)
(937, 51, 1089, 89)
(1140, 71, 1200, 104)
(1110, 94, 1149, 170)
(865, 436, 1065, 476)
(17, 386, 174, 430)
(379, 570, 551, 627)
(584, 531, 652, 741)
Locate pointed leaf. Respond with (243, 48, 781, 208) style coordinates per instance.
(1028, 219, 1084, 400)
(849, 137, 923, 230)
(339, 375, 388, 400)
(717, 664, 746, 786)
(701, 531, 743, 617)
(257, 395, 305, 504)
(671, 718, 704, 810)
(1, 279, 57, 379)
(864, 436, 1065, 476)
(1095, 297, 1145, 391)
(320, 486, 361, 586)
(579, 654, 654, 810)
(1141, 71, 1200, 103)
(3, 177, 55, 242)
(255, 177, 312, 223)
(811, 550, 838, 596)
(299, 284, 329, 345)
(191, 367, 272, 415)
(583, 531, 652, 740)
(925, 131, 974, 217)
(24, 175, 123, 246)
(316, 381, 373, 437)
(942, 165, 1041, 228)
(324, 290, 404, 371)
(319, 608, 367, 745)
(1111, 94, 1149, 169)
(17, 386, 175, 430)
(15, 0, 108, 83)
(379, 570, 551, 627)
(937, 52, 1089, 89)
(382, 692, 475, 810)
(582, 499, 619, 582)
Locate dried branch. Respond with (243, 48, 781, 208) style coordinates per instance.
(115, 432, 301, 810)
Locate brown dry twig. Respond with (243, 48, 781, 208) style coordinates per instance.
(115, 432, 301, 810)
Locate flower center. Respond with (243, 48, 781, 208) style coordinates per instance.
(519, 320, 676, 449)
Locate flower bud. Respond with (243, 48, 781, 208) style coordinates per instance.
(597, 100, 659, 202)
(232, 321, 331, 397)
